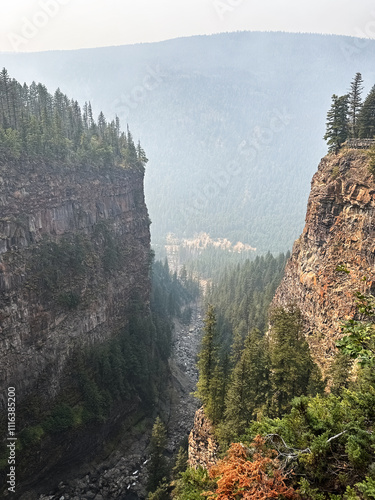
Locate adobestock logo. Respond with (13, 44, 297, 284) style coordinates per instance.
(212, 0, 245, 20)
(341, 11, 375, 61)
(7, 0, 72, 52)
(112, 66, 165, 117)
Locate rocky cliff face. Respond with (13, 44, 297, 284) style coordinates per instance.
(273, 149, 375, 374)
(188, 407, 218, 470)
(0, 161, 150, 408)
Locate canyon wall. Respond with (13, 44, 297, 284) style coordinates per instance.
(0, 160, 151, 408)
(273, 149, 375, 374)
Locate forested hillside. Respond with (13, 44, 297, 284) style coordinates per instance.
(193, 253, 324, 434)
(171, 271, 375, 500)
(0, 68, 146, 169)
(145, 279, 375, 493)
(2, 32, 375, 253)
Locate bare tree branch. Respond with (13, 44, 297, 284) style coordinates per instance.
(326, 430, 347, 444)
(265, 431, 347, 463)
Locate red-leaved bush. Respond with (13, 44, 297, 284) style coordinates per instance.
(203, 435, 299, 499)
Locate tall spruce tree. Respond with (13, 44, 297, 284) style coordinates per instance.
(196, 305, 225, 423)
(223, 328, 270, 438)
(196, 304, 218, 403)
(205, 363, 226, 424)
(348, 72, 364, 138)
(147, 416, 168, 493)
(324, 94, 349, 153)
(358, 85, 375, 139)
(268, 306, 324, 418)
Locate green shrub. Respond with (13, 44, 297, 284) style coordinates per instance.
(171, 467, 214, 500)
(19, 425, 45, 446)
(331, 165, 340, 179)
(42, 404, 75, 433)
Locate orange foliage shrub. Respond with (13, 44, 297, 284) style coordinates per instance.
(203, 435, 299, 500)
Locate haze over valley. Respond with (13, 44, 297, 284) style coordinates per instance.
(3, 31, 375, 256)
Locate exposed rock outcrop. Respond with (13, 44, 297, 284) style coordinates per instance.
(188, 407, 219, 470)
(0, 161, 150, 408)
(273, 149, 375, 374)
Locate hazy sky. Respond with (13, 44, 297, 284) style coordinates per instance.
(1, 0, 375, 53)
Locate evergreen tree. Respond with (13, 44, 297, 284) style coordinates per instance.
(229, 321, 247, 366)
(358, 85, 375, 139)
(126, 124, 138, 165)
(205, 363, 226, 424)
(97, 111, 106, 138)
(196, 304, 218, 404)
(223, 329, 270, 438)
(179, 264, 188, 284)
(147, 416, 168, 493)
(324, 94, 349, 153)
(268, 306, 324, 417)
(172, 446, 188, 478)
(0, 68, 148, 170)
(137, 139, 149, 165)
(348, 72, 364, 138)
(0, 68, 12, 128)
(196, 305, 228, 423)
(328, 350, 353, 395)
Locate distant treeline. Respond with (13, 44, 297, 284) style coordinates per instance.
(0, 68, 147, 168)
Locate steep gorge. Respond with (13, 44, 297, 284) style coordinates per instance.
(0, 159, 154, 496)
(273, 149, 375, 374)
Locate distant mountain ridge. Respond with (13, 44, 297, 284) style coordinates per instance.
(2, 31, 375, 252)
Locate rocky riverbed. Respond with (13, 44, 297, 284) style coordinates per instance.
(35, 306, 203, 500)
(165, 308, 203, 455)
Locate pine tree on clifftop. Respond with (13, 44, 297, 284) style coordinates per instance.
(348, 72, 364, 138)
(358, 84, 375, 139)
(324, 94, 349, 153)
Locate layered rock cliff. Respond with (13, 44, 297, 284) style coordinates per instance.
(0, 160, 150, 408)
(188, 407, 218, 470)
(273, 149, 375, 374)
